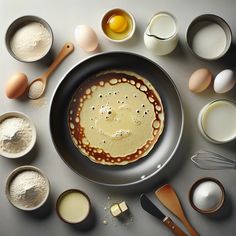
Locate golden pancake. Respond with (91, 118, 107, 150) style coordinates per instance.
(68, 70, 164, 165)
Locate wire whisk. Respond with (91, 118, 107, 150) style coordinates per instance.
(191, 150, 236, 170)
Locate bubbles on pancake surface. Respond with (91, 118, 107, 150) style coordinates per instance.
(70, 123, 75, 129)
(86, 88, 91, 94)
(99, 81, 105, 86)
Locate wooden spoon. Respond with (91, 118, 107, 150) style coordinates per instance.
(155, 184, 199, 236)
(28, 42, 74, 100)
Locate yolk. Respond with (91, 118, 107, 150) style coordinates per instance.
(108, 15, 128, 33)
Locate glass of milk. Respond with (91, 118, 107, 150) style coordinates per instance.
(144, 12, 178, 56)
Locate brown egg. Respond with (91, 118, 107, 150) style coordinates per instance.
(5, 73, 28, 99)
(189, 68, 212, 93)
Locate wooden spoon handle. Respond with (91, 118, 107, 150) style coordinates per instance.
(42, 42, 74, 80)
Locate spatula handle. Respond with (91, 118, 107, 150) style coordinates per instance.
(163, 217, 188, 236)
(181, 217, 199, 236)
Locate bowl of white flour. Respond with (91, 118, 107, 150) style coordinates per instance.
(0, 111, 36, 158)
(5, 15, 53, 62)
(5, 165, 50, 211)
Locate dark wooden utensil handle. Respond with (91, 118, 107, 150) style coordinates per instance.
(163, 217, 188, 236)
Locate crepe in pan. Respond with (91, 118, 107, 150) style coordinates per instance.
(68, 70, 164, 165)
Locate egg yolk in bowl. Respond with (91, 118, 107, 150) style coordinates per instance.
(108, 15, 128, 33)
(102, 9, 134, 41)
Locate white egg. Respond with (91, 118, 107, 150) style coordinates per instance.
(214, 69, 235, 93)
(74, 25, 98, 52)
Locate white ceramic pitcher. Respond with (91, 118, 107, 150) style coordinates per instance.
(144, 12, 178, 56)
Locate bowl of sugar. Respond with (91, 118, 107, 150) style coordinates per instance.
(189, 177, 225, 214)
(5, 166, 50, 211)
(5, 15, 53, 63)
(0, 111, 37, 158)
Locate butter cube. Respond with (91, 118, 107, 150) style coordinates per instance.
(110, 204, 122, 217)
(119, 201, 128, 212)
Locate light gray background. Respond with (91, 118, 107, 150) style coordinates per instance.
(1, 0, 236, 235)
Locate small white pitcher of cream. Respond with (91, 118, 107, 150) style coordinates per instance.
(144, 12, 178, 56)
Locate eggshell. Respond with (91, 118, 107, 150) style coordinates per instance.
(189, 68, 212, 93)
(214, 69, 235, 93)
(74, 25, 98, 52)
(5, 73, 28, 99)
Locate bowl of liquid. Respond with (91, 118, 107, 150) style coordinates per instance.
(101, 8, 135, 42)
(198, 99, 236, 143)
(186, 14, 232, 60)
(56, 189, 91, 224)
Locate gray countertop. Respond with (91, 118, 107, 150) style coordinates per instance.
(1, 0, 236, 235)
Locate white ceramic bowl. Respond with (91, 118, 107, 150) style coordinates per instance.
(0, 111, 36, 158)
(5, 165, 50, 211)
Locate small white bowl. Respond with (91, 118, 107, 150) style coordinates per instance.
(101, 8, 136, 43)
(0, 111, 36, 158)
(5, 165, 50, 211)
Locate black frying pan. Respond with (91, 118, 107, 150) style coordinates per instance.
(49, 52, 184, 187)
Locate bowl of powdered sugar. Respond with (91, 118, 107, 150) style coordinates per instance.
(0, 112, 36, 158)
(5, 15, 53, 62)
(5, 165, 50, 211)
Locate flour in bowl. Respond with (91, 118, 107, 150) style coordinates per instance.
(9, 170, 48, 209)
(0, 117, 32, 154)
(10, 22, 52, 61)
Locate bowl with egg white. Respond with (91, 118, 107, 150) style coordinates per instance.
(50, 52, 184, 186)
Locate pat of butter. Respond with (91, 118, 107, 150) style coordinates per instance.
(110, 204, 122, 217)
(110, 201, 129, 217)
(119, 201, 128, 212)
